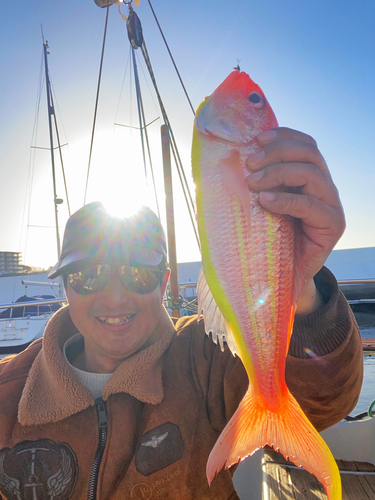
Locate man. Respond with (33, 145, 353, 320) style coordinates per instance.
(0, 128, 363, 499)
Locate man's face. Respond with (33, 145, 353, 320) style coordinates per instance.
(65, 258, 170, 373)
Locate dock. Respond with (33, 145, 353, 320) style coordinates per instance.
(362, 338, 375, 352)
(262, 449, 375, 499)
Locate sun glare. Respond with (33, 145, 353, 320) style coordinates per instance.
(102, 197, 145, 220)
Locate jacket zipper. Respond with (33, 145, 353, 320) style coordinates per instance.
(87, 398, 108, 500)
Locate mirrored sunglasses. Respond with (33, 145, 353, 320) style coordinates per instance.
(67, 263, 162, 295)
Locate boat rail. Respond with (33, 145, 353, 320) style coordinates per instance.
(0, 298, 67, 321)
(338, 279, 375, 285)
(0, 298, 67, 310)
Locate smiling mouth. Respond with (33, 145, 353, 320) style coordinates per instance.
(97, 315, 135, 326)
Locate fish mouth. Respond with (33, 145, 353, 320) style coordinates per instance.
(97, 314, 135, 326)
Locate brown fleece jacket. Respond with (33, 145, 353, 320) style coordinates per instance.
(0, 267, 363, 500)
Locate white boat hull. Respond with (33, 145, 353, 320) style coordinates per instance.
(0, 314, 51, 350)
(321, 416, 375, 465)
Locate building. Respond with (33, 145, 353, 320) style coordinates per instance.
(0, 252, 31, 275)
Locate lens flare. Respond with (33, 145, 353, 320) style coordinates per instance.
(304, 348, 318, 358)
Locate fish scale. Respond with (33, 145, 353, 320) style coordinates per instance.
(192, 70, 341, 499)
(201, 160, 293, 396)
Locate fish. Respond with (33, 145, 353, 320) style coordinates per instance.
(191, 70, 341, 500)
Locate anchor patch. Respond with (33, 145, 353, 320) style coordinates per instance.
(0, 439, 78, 500)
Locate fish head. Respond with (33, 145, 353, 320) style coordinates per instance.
(195, 71, 278, 145)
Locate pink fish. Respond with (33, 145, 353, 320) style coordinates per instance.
(192, 70, 341, 499)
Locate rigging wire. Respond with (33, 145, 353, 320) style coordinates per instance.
(115, 42, 161, 218)
(132, 48, 161, 218)
(140, 40, 201, 251)
(131, 47, 148, 182)
(114, 45, 132, 124)
(84, 6, 110, 205)
(136, 48, 161, 118)
(146, 0, 195, 117)
(22, 49, 45, 263)
(49, 83, 71, 216)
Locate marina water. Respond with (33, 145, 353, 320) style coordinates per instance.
(351, 311, 375, 416)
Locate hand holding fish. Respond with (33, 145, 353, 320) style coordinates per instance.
(246, 127, 346, 314)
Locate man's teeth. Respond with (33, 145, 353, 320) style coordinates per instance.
(98, 315, 134, 325)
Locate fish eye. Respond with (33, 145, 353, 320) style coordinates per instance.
(248, 91, 264, 109)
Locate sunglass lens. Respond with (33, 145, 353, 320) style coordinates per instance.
(68, 264, 110, 295)
(120, 266, 160, 294)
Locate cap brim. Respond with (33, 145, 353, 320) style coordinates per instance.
(48, 251, 91, 279)
(48, 249, 165, 280)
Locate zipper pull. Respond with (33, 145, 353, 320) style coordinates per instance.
(96, 397, 108, 429)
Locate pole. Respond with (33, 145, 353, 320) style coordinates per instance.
(43, 41, 61, 260)
(161, 125, 180, 319)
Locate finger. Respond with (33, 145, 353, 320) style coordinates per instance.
(247, 162, 341, 207)
(258, 191, 345, 236)
(256, 127, 318, 147)
(247, 139, 330, 176)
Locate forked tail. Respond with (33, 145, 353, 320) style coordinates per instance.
(207, 388, 341, 500)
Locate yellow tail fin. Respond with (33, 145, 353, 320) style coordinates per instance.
(207, 389, 341, 500)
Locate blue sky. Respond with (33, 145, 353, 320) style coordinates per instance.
(0, 0, 374, 269)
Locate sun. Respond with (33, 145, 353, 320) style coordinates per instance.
(83, 127, 161, 219)
(102, 195, 144, 220)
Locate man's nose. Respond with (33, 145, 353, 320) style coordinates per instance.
(100, 270, 130, 305)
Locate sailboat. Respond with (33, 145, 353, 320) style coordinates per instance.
(0, 39, 66, 356)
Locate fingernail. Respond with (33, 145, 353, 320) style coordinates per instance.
(260, 191, 276, 202)
(257, 130, 277, 142)
(248, 170, 264, 181)
(247, 150, 265, 166)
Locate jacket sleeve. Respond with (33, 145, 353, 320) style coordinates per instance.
(285, 266, 363, 431)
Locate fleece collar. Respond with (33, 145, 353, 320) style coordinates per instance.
(18, 305, 176, 426)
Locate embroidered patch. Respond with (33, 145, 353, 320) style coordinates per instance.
(0, 439, 78, 500)
(135, 422, 184, 476)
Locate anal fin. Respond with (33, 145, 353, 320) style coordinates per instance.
(197, 269, 237, 354)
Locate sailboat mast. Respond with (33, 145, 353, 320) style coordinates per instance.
(43, 41, 61, 260)
(161, 125, 180, 319)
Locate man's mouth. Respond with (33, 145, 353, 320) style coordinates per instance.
(97, 314, 135, 325)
